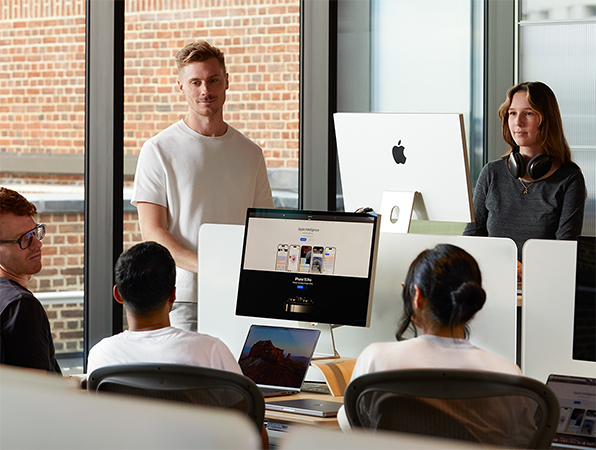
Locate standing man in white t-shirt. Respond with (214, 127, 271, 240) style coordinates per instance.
(131, 40, 274, 331)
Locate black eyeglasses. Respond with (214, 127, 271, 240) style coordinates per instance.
(0, 223, 46, 250)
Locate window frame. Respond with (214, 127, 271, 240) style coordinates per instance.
(84, 0, 124, 370)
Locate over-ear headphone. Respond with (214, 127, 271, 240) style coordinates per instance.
(508, 147, 552, 180)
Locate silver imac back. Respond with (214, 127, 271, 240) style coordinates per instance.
(334, 112, 473, 223)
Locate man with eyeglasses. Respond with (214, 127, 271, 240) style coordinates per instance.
(0, 187, 62, 374)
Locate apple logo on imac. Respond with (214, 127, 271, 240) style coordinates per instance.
(392, 140, 406, 164)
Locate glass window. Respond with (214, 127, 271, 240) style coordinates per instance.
(1, 0, 86, 374)
(370, 0, 472, 118)
(336, 0, 475, 235)
(120, 1, 301, 329)
(521, 0, 596, 21)
(518, 7, 596, 235)
(123, 1, 301, 222)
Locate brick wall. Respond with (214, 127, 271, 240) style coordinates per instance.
(1, 0, 300, 167)
(45, 301, 85, 353)
(30, 209, 142, 354)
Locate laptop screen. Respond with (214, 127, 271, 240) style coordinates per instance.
(547, 375, 596, 448)
(238, 325, 321, 390)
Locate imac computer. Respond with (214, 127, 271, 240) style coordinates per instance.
(573, 236, 596, 362)
(236, 208, 381, 328)
(334, 112, 474, 230)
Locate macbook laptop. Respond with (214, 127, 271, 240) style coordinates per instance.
(547, 374, 596, 449)
(238, 325, 321, 397)
(265, 398, 342, 417)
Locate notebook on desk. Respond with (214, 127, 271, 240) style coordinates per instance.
(238, 325, 321, 398)
(265, 398, 342, 417)
(548, 374, 596, 449)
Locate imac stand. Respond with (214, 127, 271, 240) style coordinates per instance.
(311, 324, 341, 360)
(379, 191, 419, 233)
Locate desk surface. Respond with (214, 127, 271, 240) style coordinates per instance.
(265, 392, 343, 429)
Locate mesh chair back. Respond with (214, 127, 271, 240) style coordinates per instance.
(344, 369, 559, 449)
(87, 363, 265, 431)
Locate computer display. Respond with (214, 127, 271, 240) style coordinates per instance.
(547, 374, 595, 449)
(573, 236, 596, 362)
(334, 112, 474, 224)
(236, 208, 380, 327)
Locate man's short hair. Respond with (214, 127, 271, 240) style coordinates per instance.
(115, 241, 176, 316)
(0, 187, 37, 217)
(175, 40, 226, 75)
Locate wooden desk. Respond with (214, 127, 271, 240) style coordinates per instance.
(264, 392, 343, 441)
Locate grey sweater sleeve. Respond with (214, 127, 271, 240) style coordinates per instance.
(462, 164, 490, 237)
(555, 168, 586, 240)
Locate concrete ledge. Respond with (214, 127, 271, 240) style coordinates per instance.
(3, 166, 300, 212)
(0, 153, 138, 176)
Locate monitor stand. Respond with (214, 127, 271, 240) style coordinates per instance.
(310, 324, 356, 397)
(379, 191, 419, 233)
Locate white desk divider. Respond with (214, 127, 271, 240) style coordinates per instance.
(198, 224, 518, 370)
(522, 239, 594, 383)
(1, 366, 261, 450)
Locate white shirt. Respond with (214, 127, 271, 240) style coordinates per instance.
(131, 120, 274, 303)
(87, 326, 242, 375)
(338, 335, 522, 430)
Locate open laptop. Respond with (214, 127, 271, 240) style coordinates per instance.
(238, 325, 320, 397)
(547, 374, 596, 449)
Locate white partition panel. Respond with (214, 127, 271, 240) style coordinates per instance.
(522, 239, 595, 383)
(0, 366, 261, 450)
(198, 224, 518, 366)
(357, 233, 518, 363)
(197, 224, 303, 359)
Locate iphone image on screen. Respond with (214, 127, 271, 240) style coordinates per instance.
(287, 245, 300, 272)
(275, 244, 289, 271)
(299, 245, 312, 273)
(558, 407, 572, 432)
(323, 247, 336, 274)
(566, 409, 586, 434)
(580, 410, 596, 436)
(311, 246, 324, 273)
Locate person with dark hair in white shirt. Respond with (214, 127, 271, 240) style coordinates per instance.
(338, 244, 528, 440)
(87, 241, 240, 375)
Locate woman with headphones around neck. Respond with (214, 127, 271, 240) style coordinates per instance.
(463, 81, 586, 280)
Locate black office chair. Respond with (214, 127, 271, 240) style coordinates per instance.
(87, 363, 265, 432)
(344, 369, 559, 449)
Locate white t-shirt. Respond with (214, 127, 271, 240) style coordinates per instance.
(131, 120, 274, 303)
(87, 326, 242, 375)
(337, 335, 523, 430)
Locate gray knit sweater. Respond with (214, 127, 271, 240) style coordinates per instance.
(463, 158, 586, 261)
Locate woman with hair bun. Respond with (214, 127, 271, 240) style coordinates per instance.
(337, 244, 523, 430)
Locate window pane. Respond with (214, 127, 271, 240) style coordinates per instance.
(336, 0, 474, 234)
(371, 0, 472, 118)
(121, 1, 300, 329)
(123, 1, 301, 234)
(1, 0, 86, 373)
(519, 21, 596, 235)
(521, 0, 596, 20)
